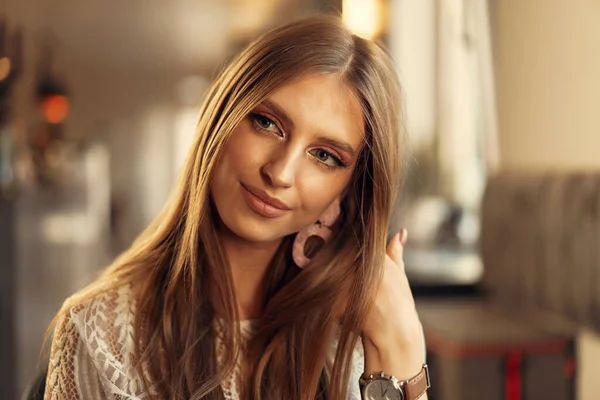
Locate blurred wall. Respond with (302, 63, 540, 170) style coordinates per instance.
(494, 1, 600, 399)
(495, 0, 600, 171)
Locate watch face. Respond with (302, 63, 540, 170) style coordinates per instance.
(362, 378, 404, 400)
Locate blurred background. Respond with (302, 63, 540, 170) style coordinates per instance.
(0, 0, 599, 399)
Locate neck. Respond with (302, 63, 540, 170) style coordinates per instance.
(219, 229, 282, 321)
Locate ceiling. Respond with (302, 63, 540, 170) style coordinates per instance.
(5, 0, 307, 73)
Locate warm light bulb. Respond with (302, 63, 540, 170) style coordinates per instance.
(41, 95, 70, 124)
(342, 0, 383, 39)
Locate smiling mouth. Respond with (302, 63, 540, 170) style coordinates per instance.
(240, 183, 291, 218)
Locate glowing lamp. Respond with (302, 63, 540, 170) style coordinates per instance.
(41, 94, 70, 124)
(342, 0, 383, 39)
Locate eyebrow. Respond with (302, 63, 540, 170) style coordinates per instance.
(259, 99, 358, 157)
(318, 137, 357, 157)
(262, 99, 295, 131)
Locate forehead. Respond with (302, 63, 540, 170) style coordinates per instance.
(267, 74, 365, 150)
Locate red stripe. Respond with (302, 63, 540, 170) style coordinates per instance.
(505, 351, 522, 400)
(564, 358, 576, 378)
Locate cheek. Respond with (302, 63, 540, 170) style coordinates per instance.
(296, 170, 353, 222)
(216, 125, 262, 174)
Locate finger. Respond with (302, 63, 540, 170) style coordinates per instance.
(386, 229, 407, 266)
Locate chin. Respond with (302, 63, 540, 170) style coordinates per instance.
(218, 207, 288, 244)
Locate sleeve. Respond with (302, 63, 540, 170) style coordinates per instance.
(347, 338, 365, 400)
(44, 309, 105, 400)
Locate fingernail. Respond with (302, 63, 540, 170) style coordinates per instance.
(399, 228, 408, 247)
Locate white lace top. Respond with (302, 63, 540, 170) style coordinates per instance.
(44, 284, 365, 399)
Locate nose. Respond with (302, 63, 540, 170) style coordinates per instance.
(261, 147, 301, 189)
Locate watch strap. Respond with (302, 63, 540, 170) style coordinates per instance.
(402, 364, 430, 400)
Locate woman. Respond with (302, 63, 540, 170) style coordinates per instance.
(44, 15, 428, 400)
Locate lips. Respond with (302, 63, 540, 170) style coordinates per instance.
(240, 183, 291, 218)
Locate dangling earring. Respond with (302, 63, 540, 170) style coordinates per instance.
(292, 199, 341, 268)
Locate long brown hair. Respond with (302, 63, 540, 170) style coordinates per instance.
(47, 15, 406, 400)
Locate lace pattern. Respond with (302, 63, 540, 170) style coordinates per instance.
(45, 306, 84, 399)
(44, 284, 364, 399)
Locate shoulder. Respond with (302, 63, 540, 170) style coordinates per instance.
(67, 283, 137, 340)
(62, 283, 147, 397)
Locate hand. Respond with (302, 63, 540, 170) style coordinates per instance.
(361, 229, 424, 379)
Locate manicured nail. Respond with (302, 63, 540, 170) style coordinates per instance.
(400, 228, 408, 247)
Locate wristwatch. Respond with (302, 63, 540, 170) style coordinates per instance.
(359, 364, 430, 400)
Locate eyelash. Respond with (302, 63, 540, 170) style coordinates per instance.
(248, 112, 348, 170)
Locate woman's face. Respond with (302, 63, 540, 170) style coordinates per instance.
(211, 73, 365, 244)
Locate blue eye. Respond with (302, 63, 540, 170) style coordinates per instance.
(249, 113, 282, 136)
(256, 115, 273, 129)
(308, 148, 345, 170)
(315, 149, 331, 162)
